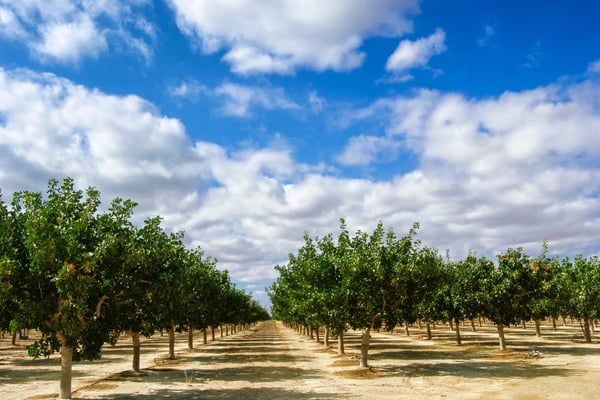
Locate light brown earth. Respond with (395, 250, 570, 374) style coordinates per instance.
(1, 320, 599, 399)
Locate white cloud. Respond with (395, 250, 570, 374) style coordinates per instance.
(344, 78, 600, 258)
(336, 134, 401, 166)
(386, 28, 446, 72)
(214, 83, 300, 118)
(166, 0, 420, 74)
(1, 66, 600, 297)
(587, 59, 600, 74)
(308, 91, 326, 112)
(169, 80, 208, 100)
(34, 15, 107, 62)
(0, 0, 154, 64)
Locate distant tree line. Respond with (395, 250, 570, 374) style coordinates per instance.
(268, 220, 599, 368)
(0, 178, 269, 399)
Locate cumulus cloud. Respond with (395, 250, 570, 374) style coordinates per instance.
(344, 79, 600, 258)
(167, 0, 420, 74)
(0, 0, 154, 64)
(1, 66, 600, 301)
(386, 28, 446, 72)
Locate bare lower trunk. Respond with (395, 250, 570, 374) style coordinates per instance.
(455, 318, 462, 345)
(168, 320, 175, 359)
(426, 320, 432, 340)
(60, 345, 73, 399)
(203, 328, 208, 344)
(360, 327, 371, 368)
(130, 331, 141, 371)
(582, 318, 592, 343)
(187, 325, 194, 349)
(470, 319, 476, 332)
(11, 330, 17, 345)
(534, 319, 541, 337)
(211, 327, 216, 341)
(551, 316, 557, 330)
(315, 327, 320, 343)
(337, 329, 345, 354)
(324, 326, 330, 347)
(497, 323, 507, 350)
(404, 324, 410, 336)
(522, 320, 526, 329)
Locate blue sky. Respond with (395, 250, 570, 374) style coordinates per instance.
(1, 1, 600, 308)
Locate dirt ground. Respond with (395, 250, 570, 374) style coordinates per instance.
(1, 320, 599, 399)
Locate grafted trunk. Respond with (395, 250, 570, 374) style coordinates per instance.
(359, 327, 371, 368)
(130, 331, 141, 371)
(337, 329, 345, 354)
(168, 320, 176, 359)
(497, 323, 507, 350)
(60, 345, 73, 399)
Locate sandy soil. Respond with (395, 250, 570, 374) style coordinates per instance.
(1, 320, 599, 399)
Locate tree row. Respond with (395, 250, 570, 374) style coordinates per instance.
(268, 220, 599, 368)
(0, 178, 269, 399)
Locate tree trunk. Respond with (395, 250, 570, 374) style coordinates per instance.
(130, 331, 141, 372)
(534, 319, 541, 337)
(220, 325, 224, 337)
(449, 319, 453, 331)
(522, 320, 526, 329)
(455, 318, 462, 345)
(404, 324, 410, 336)
(211, 327, 216, 341)
(582, 318, 592, 343)
(324, 326, 330, 347)
(497, 323, 507, 350)
(60, 345, 73, 399)
(470, 319, 476, 332)
(11, 330, 17, 345)
(203, 328, 208, 344)
(551, 316, 557, 330)
(187, 325, 194, 349)
(426, 320, 432, 340)
(337, 329, 345, 354)
(359, 328, 371, 368)
(168, 320, 176, 359)
(315, 327, 320, 343)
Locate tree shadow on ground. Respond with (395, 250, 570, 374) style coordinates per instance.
(379, 360, 576, 379)
(76, 385, 345, 399)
